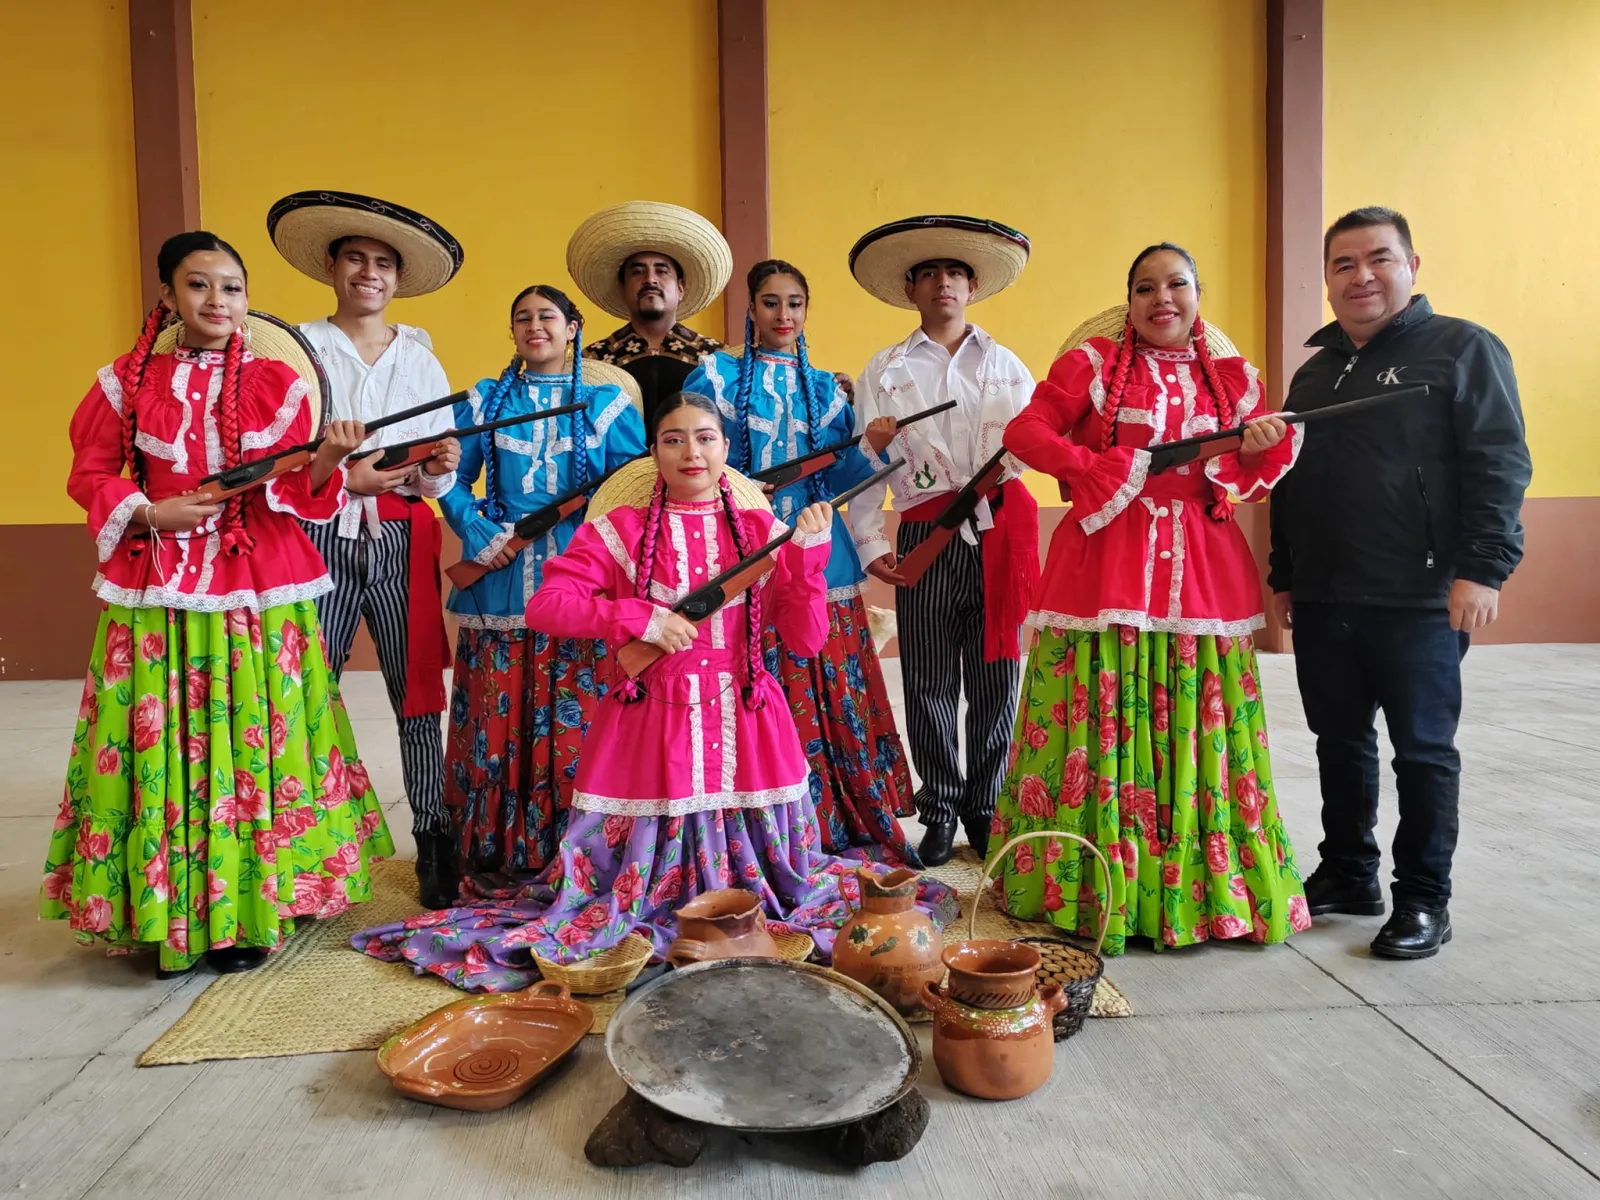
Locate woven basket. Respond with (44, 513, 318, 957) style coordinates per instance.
(774, 929, 814, 963)
(533, 932, 653, 996)
(976, 831, 1111, 1042)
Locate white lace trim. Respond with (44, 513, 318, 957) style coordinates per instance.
(1079, 450, 1151, 535)
(1237, 362, 1262, 420)
(667, 513, 690, 603)
(641, 604, 671, 647)
(1028, 608, 1265, 637)
(688, 674, 705, 796)
(241, 377, 306, 451)
(703, 513, 724, 650)
(718, 670, 737, 794)
(572, 780, 809, 818)
(454, 612, 527, 631)
(97, 363, 126, 415)
(91, 574, 333, 612)
(1167, 499, 1187, 620)
(791, 524, 831, 550)
(593, 513, 636, 581)
(264, 468, 341, 524)
(1081, 342, 1107, 414)
(1205, 420, 1304, 502)
(590, 392, 632, 443)
(475, 526, 516, 565)
(97, 492, 148, 563)
(825, 581, 865, 602)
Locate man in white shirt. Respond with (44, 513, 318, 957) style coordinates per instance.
(268, 191, 465, 909)
(846, 215, 1038, 866)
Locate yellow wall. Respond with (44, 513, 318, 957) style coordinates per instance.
(1, 4, 141, 525)
(1325, 0, 1599, 499)
(768, 0, 1267, 389)
(191, 0, 722, 409)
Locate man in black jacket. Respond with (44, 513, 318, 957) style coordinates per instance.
(1270, 206, 1531, 959)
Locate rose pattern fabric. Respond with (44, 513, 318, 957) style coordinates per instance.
(993, 627, 1308, 953)
(39, 602, 394, 973)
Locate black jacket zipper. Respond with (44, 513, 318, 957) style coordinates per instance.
(1415, 467, 1436, 569)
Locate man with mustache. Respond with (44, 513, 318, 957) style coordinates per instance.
(268, 190, 466, 910)
(1270, 206, 1531, 959)
(845, 215, 1039, 867)
(568, 201, 731, 428)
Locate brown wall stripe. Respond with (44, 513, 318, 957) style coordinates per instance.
(716, 0, 770, 345)
(128, 0, 201, 314)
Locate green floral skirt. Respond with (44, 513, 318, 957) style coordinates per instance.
(993, 626, 1309, 953)
(39, 601, 394, 972)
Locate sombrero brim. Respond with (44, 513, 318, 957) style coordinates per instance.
(1055, 304, 1241, 361)
(567, 201, 733, 321)
(587, 458, 770, 521)
(849, 215, 1030, 310)
(268, 191, 463, 299)
(153, 310, 328, 433)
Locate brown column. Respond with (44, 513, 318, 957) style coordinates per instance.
(1249, 0, 1324, 652)
(128, 0, 201, 311)
(717, 0, 770, 344)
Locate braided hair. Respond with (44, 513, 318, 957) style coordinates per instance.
(729, 313, 757, 472)
(475, 355, 524, 524)
(119, 300, 170, 498)
(215, 327, 257, 555)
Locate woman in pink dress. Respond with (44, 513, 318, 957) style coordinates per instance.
(356, 392, 957, 991)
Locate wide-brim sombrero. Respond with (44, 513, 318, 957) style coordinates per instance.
(154, 310, 328, 433)
(566, 201, 733, 321)
(849, 215, 1030, 310)
(580, 359, 646, 415)
(587, 458, 770, 521)
(268, 191, 464, 298)
(1056, 304, 1240, 361)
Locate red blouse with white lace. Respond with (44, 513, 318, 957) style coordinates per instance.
(1003, 336, 1301, 637)
(67, 348, 346, 612)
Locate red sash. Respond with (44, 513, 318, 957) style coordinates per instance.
(374, 493, 451, 716)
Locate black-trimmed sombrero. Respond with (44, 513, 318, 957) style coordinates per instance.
(566, 201, 733, 321)
(267, 191, 464, 298)
(849, 215, 1030, 309)
(154, 310, 330, 433)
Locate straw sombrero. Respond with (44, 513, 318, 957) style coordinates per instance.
(849, 215, 1030, 309)
(268, 191, 464, 298)
(566, 201, 733, 321)
(587, 458, 770, 521)
(1056, 304, 1241, 361)
(580, 359, 645, 416)
(154, 311, 328, 433)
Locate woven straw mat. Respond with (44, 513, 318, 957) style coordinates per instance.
(139, 850, 1128, 1066)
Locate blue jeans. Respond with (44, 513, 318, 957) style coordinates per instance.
(1291, 603, 1470, 912)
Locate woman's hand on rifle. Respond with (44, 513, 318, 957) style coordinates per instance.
(794, 501, 833, 537)
(1238, 415, 1288, 467)
(422, 437, 461, 477)
(136, 492, 221, 533)
(313, 420, 368, 490)
(646, 612, 699, 654)
(863, 416, 897, 456)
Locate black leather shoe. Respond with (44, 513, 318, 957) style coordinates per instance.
(918, 821, 957, 868)
(415, 832, 460, 911)
(962, 817, 991, 863)
(205, 946, 267, 974)
(1371, 908, 1451, 959)
(1303, 868, 1385, 917)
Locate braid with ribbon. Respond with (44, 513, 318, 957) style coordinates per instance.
(1099, 315, 1139, 452)
(793, 332, 830, 507)
(1190, 317, 1238, 523)
(217, 328, 257, 555)
(729, 314, 757, 473)
(567, 325, 590, 490)
(718, 473, 767, 711)
(476, 356, 523, 525)
(119, 300, 169, 499)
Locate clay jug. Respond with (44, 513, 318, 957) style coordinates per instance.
(831, 867, 943, 1016)
(921, 979, 1066, 1101)
(941, 939, 1042, 1010)
(666, 888, 779, 967)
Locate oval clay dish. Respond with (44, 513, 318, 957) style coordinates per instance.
(377, 981, 594, 1112)
(605, 958, 921, 1131)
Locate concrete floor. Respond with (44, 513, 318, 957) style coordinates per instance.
(0, 645, 1597, 1199)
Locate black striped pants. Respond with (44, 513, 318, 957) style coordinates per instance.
(304, 520, 446, 835)
(895, 520, 1021, 826)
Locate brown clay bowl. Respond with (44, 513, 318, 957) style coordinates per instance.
(941, 939, 1043, 1010)
(376, 981, 594, 1112)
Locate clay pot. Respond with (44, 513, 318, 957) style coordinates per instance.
(921, 980, 1067, 1101)
(941, 939, 1042, 1010)
(831, 868, 943, 1016)
(666, 888, 779, 966)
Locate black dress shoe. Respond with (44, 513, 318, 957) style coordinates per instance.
(1303, 868, 1385, 917)
(415, 832, 461, 911)
(205, 946, 267, 973)
(962, 817, 991, 863)
(918, 821, 957, 868)
(1371, 908, 1451, 959)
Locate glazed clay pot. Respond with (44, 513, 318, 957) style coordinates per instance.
(921, 980, 1067, 1101)
(942, 939, 1042, 1010)
(831, 868, 943, 1016)
(667, 888, 779, 966)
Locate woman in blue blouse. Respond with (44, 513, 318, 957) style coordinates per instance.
(442, 285, 645, 879)
(683, 260, 917, 865)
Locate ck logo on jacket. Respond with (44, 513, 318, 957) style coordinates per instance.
(1376, 366, 1407, 385)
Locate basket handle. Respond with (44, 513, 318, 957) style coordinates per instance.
(975, 830, 1112, 956)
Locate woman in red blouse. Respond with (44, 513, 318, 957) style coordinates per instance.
(992, 243, 1312, 953)
(40, 231, 394, 977)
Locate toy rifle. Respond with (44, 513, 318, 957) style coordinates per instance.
(1147, 385, 1429, 474)
(894, 447, 1012, 588)
(192, 389, 469, 504)
(444, 454, 648, 591)
(751, 400, 956, 491)
(347, 403, 584, 471)
(614, 458, 905, 679)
